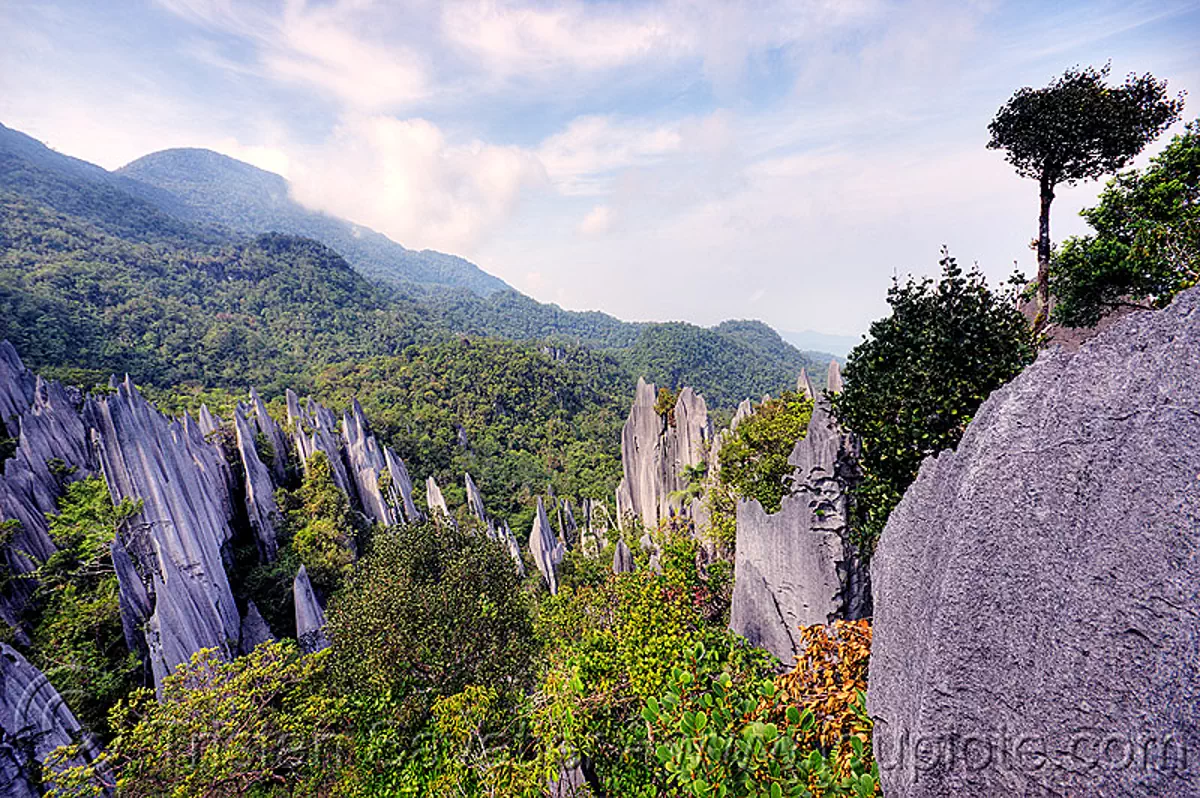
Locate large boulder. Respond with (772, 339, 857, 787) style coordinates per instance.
(869, 288, 1200, 797)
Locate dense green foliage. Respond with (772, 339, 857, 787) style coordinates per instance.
(326, 522, 535, 726)
(0, 194, 436, 391)
(280, 451, 363, 594)
(718, 391, 814, 514)
(988, 64, 1184, 327)
(703, 391, 815, 550)
(307, 341, 630, 531)
(1052, 119, 1200, 326)
(620, 321, 826, 409)
(832, 252, 1037, 551)
(47, 641, 352, 798)
(20, 477, 144, 740)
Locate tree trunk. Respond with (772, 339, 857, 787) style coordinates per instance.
(1033, 176, 1055, 332)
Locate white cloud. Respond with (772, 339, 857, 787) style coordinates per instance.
(577, 205, 613, 236)
(288, 114, 547, 255)
(440, 0, 680, 76)
(537, 115, 682, 195)
(156, 0, 429, 110)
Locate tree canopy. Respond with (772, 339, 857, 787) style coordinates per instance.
(832, 251, 1037, 550)
(987, 63, 1184, 328)
(1052, 118, 1200, 326)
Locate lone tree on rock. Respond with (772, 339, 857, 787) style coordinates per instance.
(988, 63, 1184, 330)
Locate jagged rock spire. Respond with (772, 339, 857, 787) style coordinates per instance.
(293, 566, 328, 654)
(85, 377, 241, 690)
(248, 388, 289, 484)
(234, 404, 281, 561)
(238, 600, 275, 656)
(529, 497, 563, 594)
(797, 368, 815, 401)
(729, 356, 866, 662)
(1, 643, 101, 793)
(425, 476, 453, 526)
(0, 359, 93, 636)
(615, 378, 712, 532)
(465, 472, 488, 527)
(826, 359, 844, 394)
(612, 538, 634, 574)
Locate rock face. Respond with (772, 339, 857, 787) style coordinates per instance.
(869, 289, 1200, 798)
(0, 364, 93, 633)
(1, 642, 100, 793)
(85, 377, 242, 690)
(234, 404, 281, 561)
(287, 390, 353, 499)
(248, 388, 289, 483)
(425, 476, 452, 525)
(612, 538, 634, 574)
(729, 361, 868, 663)
(293, 565, 328, 654)
(238, 600, 275, 656)
(529, 497, 564, 594)
(342, 399, 419, 526)
(615, 379, 712, 532)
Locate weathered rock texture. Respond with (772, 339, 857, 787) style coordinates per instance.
(0, 359, 93, 633)
(234, 404, 281, 561)
(615, 379, 712, 532)
(529, 497, 564, 594)
(730, 361, 867, 663)
(869, 288, 1200, 797)
(238, 600, 276, 656)
(342, 399, 418, 526)
(1, 642, 100, 793)
(425, 476, 452, 525)
(612, 538, 634, 574)
(248, 388, 289, 483)
(286, 390, 352, 498)
(86, 378, 242, 690)
(293, 565, 328, 654)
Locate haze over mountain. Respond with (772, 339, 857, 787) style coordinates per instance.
(117, 148, 512, 297)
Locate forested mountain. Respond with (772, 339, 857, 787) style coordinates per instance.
(0, 121, 830, 410)
(117, 147, 513, 297)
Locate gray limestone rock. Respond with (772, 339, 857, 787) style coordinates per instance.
(825, 359, 843, 395)
(0, 369, 93, 634)
(86, 378, 241, 690)
(197, 404, 221, 438)
(1, 642, 99, 789)
(529, 497, 564, 594)
(234, 404, 281, 561)
(238, 600, 276, 656)
(384, 447, 420, 523)
(342, 399, 408, 526)
(425, 476, 453, 526)
(465, 472, 488, 527)
(0, 340, 35, 428)
(248, 388, 289, 483)
(729, 384, 867, 663)
(612, 538, 634, 574)
(797, 368, 815, 401)
(869, 288, 1200, 798)
(293, 565, 328, 654)
(615, 378, 712, 532)
(289, 394, 353, 499)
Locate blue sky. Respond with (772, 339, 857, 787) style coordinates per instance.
(2, 0, 1197, 336)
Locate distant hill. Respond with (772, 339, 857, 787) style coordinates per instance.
(117, 148, 512, 297)
(779, 329, 860, 359)
(0, 120, 835, 408)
